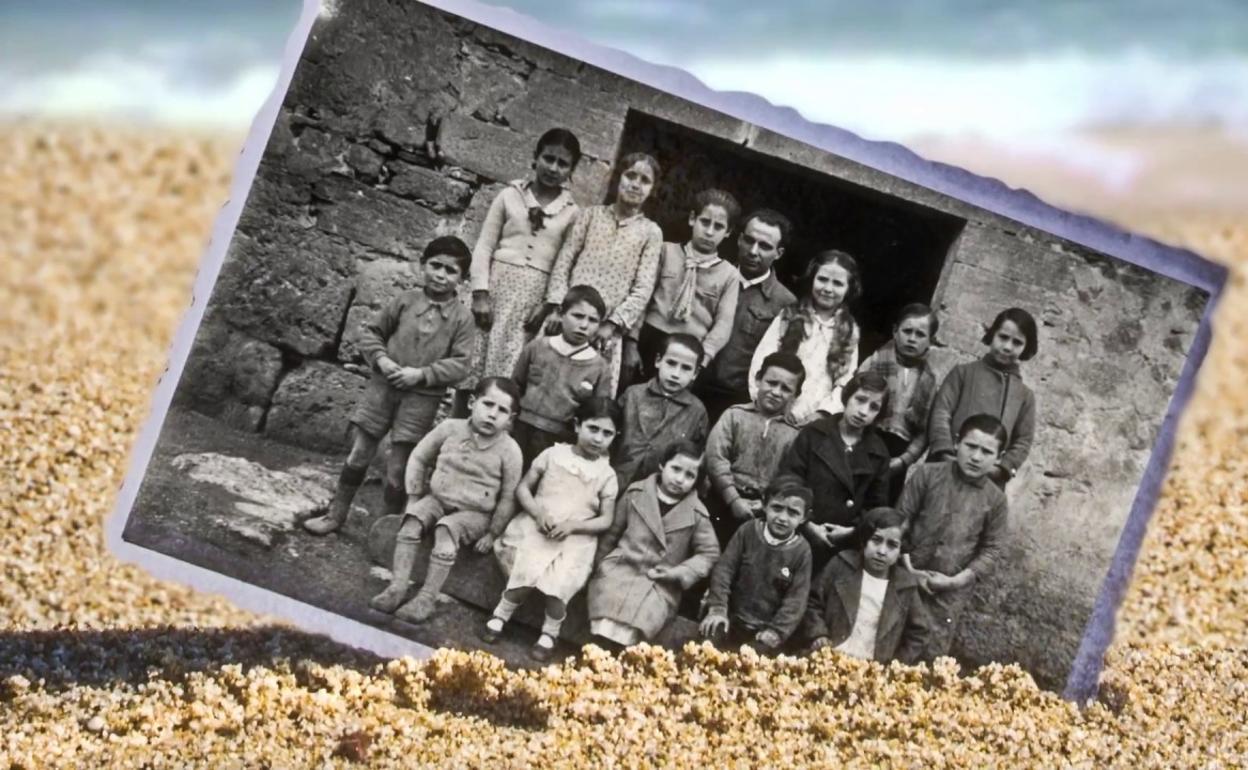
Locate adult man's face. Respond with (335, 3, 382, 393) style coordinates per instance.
(736, 217, 785, 279)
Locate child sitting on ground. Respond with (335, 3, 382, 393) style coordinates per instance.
(304, 236, 476, 536)
(588, 440, 720, 648)
(899, 413, 1010, 659)
(629, 188, 743, 380)
(614, 333, 709, 487)
(802, 506, 932, 664)
(703, 352, 805, 545)
(699, 478, 814, 652)
(480, 398, 622, 661)
(368, 377, 524, 625)
(510, 285, 613, 467)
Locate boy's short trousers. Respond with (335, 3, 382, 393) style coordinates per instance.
(397, 495, 490, 546)
(351, 374, 442, 444)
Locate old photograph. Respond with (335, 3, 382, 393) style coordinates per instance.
(113, 0, 1221, 693)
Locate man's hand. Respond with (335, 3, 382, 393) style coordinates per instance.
(810, 636, 833, 652)
(471, 290, 494, 330)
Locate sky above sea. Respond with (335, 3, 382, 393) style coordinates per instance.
(2, 0, 1246, 144)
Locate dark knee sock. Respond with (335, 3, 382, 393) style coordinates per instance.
(330, 465, 368, 518)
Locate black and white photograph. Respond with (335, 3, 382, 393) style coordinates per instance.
(110, 0, 1223, 694)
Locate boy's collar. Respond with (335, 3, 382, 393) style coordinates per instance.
(418, 288, 457, 316)
(950, 459, 989, 487)
(645, 378, 695, 404)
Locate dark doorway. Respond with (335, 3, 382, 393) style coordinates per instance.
(609, 111, 966, 355)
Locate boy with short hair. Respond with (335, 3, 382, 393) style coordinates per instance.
(699, 478, 814, 652)
(703, 351, 806, 545)
(631, 188, 743, 380)
(898, 413, 1010, 658)
(304, 236, 476, 536)
(614, 333, 709, 487)
(370, 377, 524, 624)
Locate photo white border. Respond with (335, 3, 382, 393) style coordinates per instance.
(104, 0, 1228, 702)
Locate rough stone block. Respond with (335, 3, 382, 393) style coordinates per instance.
(453, 182, 508, 246)
(437, 113, 532, 183)
(314, 176, 444, 260)
(373, 104, 430, 150)
(339, 258, 426, 363)
(345, 143, 385, 180)
(285, 127, 349, 180)
(266, 361, 368, 453)
(175, 318, 284, 432)
(211, 228, 355, 358)
(502, 70, 627, 162)
(387, 162, 473, 212)
(457, 39, 532, 122)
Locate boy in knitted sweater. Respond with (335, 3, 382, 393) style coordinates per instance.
(369, 378, 524, 624)
(699, 478, 814, 651)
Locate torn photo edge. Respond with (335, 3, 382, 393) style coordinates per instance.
(102, 0, 1229, 704)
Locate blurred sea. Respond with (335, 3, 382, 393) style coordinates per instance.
(2, 0, 1244, 209)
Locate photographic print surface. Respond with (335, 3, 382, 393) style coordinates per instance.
(109, 0, 1225, 696)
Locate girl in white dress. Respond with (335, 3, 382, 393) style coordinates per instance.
(749, 250, 863, 425)
(480, 397, 622, 661)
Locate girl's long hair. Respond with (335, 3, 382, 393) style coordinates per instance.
(777, 249, 861, 384)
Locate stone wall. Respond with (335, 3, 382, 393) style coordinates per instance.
(170, 0, 1208, 688)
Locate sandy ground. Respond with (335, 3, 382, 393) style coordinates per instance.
(2, 121, 1247, 767)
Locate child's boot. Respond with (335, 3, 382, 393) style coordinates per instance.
(369, 540, 418, 613)
(395, 550, 454, 624)
(304, 466, 365, 535)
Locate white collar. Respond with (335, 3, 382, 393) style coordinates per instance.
(741, 269, 771, 289)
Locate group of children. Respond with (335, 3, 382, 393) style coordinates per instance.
(298, 125, 1042, 665)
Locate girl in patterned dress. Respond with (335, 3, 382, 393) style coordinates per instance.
(541, 153, 664, 394)
(480, 397, 622, 661)
(465, 128, 583, 388)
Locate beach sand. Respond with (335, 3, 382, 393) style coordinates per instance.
(1, 122, 1245, 766)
